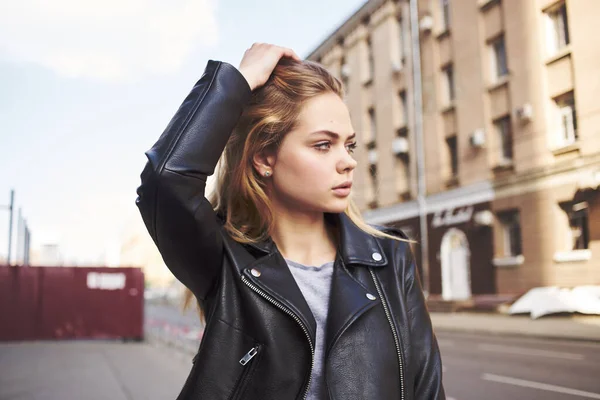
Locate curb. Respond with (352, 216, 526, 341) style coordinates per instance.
(432, 325, 600, 343)
(430, 313, 600, 343)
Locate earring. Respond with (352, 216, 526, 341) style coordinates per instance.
(264, 171, 271, 177)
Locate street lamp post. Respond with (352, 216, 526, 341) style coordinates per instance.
(1, 189, 15, 265)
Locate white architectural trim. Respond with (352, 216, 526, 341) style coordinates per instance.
(426, 181, 494, 213)
(363, 200, 420, 225)
(363, 181, 495, 225)
(553, 250, 592, 263)
(493, 255, 525, 267)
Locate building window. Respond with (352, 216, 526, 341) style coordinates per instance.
(340, 56, 349, 94)
(367, 107, 377, 143)
(366, 38, 375, 84)
(399, 91, 408, 128)
(554, 91, 577, 147)
(441, 64, 455, 105)
(498, 210, 523, 256)
(440, 0, 451, 32)
(545, 2, 570, 56)
(560, 201, 590, 250)
(394, 125, 410, 198)
(494, 116, 513, 163)
(446, 135, 458, 177)
(490, 36, 508, 81)
(368, 163, 379, 209)
(398, 17, 406, 66)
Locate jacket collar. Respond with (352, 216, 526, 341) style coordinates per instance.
(246, 212, 387, 267)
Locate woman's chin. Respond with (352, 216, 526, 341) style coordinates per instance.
(322, 199, 350, 213)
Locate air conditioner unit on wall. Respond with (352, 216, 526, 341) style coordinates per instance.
(474, 210, 494, 226)
(368, 149, 379, 164)
(391, 61, 403, 74)
(469, 129, 486, 148)
(341, 64, 351, 79)
(515, 103, 533, 122)
(392, 137, 409, 155)
(419, 16, 433, 33)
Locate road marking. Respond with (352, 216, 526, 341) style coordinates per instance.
(482, 373, 600, 399)
(438, 332, 600, 350)
(478, 343, 584, 360)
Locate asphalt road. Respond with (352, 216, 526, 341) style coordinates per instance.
(438, 330, 600, 400)
(146, 302, 600, 399)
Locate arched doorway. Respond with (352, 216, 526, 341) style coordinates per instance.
(441, 228, 472, 300)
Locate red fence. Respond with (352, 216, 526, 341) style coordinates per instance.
(0, 266, 144, 341)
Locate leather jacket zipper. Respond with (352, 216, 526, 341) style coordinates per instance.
(239, 346, 259, 365)
(229, 344, 262, 400)
(241, 274, 315, 400)
(369, 268, 405, 400)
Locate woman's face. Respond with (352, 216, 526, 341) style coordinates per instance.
(265, 92, 358, 214)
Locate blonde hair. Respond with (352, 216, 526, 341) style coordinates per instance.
(183, 58, 405, 318)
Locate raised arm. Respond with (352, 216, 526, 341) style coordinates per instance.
(135, 44, 301, 300)
(135, 60, 251, 299)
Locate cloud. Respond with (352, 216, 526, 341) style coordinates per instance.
(0, 0, 218, 82)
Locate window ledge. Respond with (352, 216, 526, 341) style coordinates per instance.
(545, 47, 572, 66)
(492, 161, 514, 173)
(553, 250, 591, 263)
(479, 0, 500, 11)
(436, 29, 450, 40)
(445, 176, 459, 188)
(398, 191, 412, 201)
(493, 255, 524, 268)
(487, 76, 509, 92)
(366, 139, 377, 150)
(397, 125, 409, 136)
(551, 142, 580, 156)
(367, 200, 379, 210)
(441, 103, 456, 114)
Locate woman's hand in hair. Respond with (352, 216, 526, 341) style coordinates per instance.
(238, 43, 301, 91)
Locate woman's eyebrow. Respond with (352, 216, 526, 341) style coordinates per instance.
(309, 130, 356, 140)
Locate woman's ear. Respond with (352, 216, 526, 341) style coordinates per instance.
(252, 150, 276, 177)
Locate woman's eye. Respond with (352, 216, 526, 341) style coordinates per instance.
(346, 142, 357, 153)
(315, 142, 331, 151)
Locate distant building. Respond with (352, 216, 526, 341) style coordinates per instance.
(308, 0, 600, 300)
(35, 243, 64, 266)
(119, 214, 176, 288)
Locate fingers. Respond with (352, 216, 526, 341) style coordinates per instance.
(238, 43, 301, 91)
(280, 47, 301, 61)
(249, 42, 300, 61)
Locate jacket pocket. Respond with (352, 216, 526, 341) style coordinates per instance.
(176, 319, 262, 400)
(228, 344, 262, 400)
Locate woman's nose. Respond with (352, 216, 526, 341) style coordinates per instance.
(338, 150, 357, 173)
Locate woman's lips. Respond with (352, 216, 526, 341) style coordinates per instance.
(332, 182, 352, 197)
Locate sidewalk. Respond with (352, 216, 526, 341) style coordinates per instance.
(0, 340, 191, 400)
(430, 312, 600, 341)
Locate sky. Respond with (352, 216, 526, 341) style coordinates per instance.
(0, 0, 368, 265)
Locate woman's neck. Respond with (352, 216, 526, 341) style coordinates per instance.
(270, 207, 337, 267)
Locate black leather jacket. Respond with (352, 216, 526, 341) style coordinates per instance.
(136, 60, 445, 400)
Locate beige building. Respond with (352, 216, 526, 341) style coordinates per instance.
(308, 0, 600, 301)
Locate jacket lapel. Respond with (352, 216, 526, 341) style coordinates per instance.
(241, 250, 317, 344)
(334, 213, 388, 268)
(239, 212, 391, 352)
(324, 257, 381, 358)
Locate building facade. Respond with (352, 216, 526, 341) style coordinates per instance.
(307, 0, 600, 300)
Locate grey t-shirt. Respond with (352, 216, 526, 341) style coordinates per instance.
(286, 258, 334, 400)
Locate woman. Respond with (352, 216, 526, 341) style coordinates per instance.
(136, 43, 445, 400)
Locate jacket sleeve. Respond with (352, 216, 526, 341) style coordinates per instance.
(404, 247, 446, 399)
(135, 60, 252, 299)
